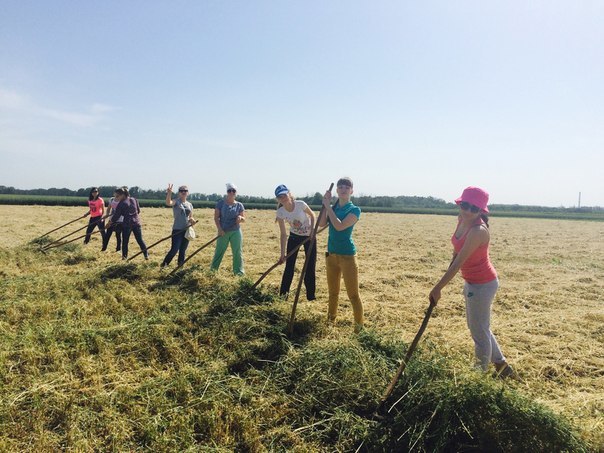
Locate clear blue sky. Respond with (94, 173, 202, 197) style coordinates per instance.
(1, 1, 602, 207)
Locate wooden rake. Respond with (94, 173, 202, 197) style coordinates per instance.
(35, 213, 88, 241)
(167, 235, 219, 277)
(128, 224, 191, 261)
(42, 216, 104, 250)
(41, 229, 103, 252)
(288, 183, 333, 335)
(251, 225, 328, 290)
(375, 296, 437, 415)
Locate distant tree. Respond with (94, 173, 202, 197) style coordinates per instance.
(311, 192, 323, 205)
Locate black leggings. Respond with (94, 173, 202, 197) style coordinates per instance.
(102, 224, 122, 250)
(84, 217, 105, 244)
(280, 233, 316, 300)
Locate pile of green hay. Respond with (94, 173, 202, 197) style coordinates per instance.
(0, 245, 594, 451)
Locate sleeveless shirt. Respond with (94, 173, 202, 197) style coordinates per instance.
(451, 218, 497, 284)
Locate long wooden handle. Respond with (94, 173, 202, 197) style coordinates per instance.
(42, 229, 103, 251)
(128, 224, 191, 261)
(37, 214, 88, 240)
(376, 297, 437, 413)
(288, 183, 334, 334)
(168, 235, 219, 276)
(251, 225, 328, 290)
(43, 216, 104, 249)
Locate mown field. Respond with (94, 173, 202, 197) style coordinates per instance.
(2, 194, 603, 220)
(0, 205, 602, 451)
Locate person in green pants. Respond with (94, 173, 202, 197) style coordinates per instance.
(210, 183, 246, 275)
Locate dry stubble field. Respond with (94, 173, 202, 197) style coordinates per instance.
(1, 204, 603, 444)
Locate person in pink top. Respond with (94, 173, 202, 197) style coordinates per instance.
(84, 187, 106, 245)
(429, 187, 515, 378)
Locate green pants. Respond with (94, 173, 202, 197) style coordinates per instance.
(211, 229, 244, 275)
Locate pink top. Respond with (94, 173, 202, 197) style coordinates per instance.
(451, 218, 497, 284)
(88, 198, 105, 218)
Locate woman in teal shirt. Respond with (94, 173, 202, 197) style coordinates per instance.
(319, 177, 363, 332)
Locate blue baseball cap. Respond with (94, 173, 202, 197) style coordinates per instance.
(274, 184, 289, 197)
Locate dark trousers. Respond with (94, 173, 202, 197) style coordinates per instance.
(280, 233, 316, 300)
(102, 224, 122, 251)
(84, 216, 105, 244)
(122, 224, 147, 259)
(162, 230, 190, 266)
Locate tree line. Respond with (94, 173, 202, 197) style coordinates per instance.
(0, 185, 600, 212)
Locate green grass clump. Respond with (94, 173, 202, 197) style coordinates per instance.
(0, 245, 595, 451)
(272, 332, 590, 452)
(382, 354, 589, 452)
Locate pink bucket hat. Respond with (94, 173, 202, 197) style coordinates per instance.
(455, 186, 490, 213)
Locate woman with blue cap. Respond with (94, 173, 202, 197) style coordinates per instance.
(274, 184, 316, 300)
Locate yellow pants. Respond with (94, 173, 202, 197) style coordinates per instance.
(325, 253, 364, 327)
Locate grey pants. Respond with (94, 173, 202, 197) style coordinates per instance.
(464, 278, 505, 371)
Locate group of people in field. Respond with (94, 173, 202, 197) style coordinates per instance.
(84, 186, 148, 259)
(82, 178, 515, 378)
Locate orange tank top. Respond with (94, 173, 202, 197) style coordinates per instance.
(451, 218, 497, 284)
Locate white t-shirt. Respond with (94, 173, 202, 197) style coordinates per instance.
(276, 200, 312, 236)
(109, 197, 124, 223)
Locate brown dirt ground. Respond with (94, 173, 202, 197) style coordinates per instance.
(1, 204, 602, 443)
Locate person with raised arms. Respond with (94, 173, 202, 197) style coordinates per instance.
(319, 177, 364, 332)
(275, 184, 316, 301)
(161, 184, 197, 268)
(210, 183, 246, 276)
(429, 186, 515, 378)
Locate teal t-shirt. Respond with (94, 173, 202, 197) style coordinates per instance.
(327, 201, 361, 255)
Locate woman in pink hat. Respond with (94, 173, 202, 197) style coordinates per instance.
(429, 186, 515, 378)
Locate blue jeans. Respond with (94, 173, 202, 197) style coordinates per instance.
(122, 224, 148, 259)
(162, 230, 189, 266)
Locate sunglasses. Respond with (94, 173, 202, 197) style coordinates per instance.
(227, 189, 237, 193)
(179, 190, 188, 193)
(460, 201, 480, 213)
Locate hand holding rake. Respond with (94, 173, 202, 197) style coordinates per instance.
(251, 225, 328, 290)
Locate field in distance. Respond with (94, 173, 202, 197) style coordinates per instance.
(1, 193, 603, 220)
(1, 205, 602, 448)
